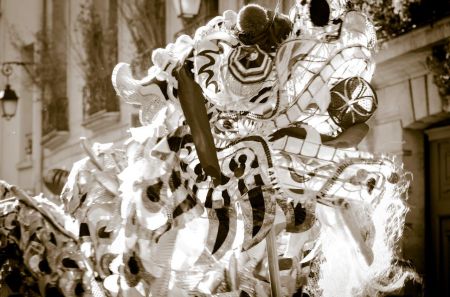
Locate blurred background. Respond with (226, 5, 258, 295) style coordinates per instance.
(0, 0, 449, 296)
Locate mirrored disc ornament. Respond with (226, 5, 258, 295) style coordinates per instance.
(328, 76, 377, 129)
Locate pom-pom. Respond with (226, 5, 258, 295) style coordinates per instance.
(237, 4, 269, 37)
(267, 10, 293, 45)
(309, 0, 330, 27)
(237, 4, 293, 52)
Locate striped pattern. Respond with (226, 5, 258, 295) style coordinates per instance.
(228, 45, 272, 84)
(43, 168, 69, 195)
(178, 135, 278, 252)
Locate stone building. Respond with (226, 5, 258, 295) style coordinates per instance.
(367, 15, 450, 295)
(0, 0, 449, 295)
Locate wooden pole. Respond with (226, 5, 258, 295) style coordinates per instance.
(266, 227, 281, 297)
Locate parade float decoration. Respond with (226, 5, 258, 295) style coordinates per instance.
(0, 1, 417, 296)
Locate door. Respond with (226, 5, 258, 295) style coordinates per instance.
(427, 126, 450, 296)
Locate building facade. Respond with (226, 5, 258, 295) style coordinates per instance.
(0, 0, 449, 295)
(366, 16, 450, 295)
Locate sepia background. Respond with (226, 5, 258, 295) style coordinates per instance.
(0, 0, 449, 296)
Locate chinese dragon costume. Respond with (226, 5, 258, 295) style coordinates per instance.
(0, 1, 418, 296)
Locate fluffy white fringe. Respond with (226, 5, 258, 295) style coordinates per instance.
(305, 170, 420, 297)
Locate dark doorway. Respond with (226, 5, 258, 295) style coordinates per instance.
(426, 125, 450, 296)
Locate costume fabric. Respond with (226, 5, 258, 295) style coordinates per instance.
(0, 1, 416, 296)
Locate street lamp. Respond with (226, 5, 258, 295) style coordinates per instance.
(0, 62, 33, 120)
(0, 63, 19, 120)
(173, 0, 201, 18)
(0, 84, 19, 120)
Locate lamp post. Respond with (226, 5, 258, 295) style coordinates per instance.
(0, 63, 20, 120)
(0, 62, 34, 120)
(0, 84, 19, 120)
(172, 0, 202, 18)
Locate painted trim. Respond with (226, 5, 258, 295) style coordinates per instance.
(425, 125, 450, 141)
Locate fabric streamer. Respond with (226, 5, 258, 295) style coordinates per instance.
(176, 62, 222, 184)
